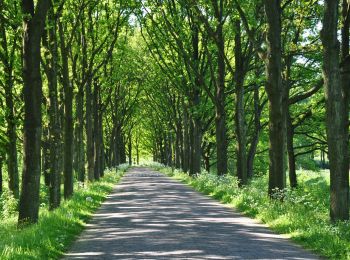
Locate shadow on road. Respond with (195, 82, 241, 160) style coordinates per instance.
(64, 167, 318, 260)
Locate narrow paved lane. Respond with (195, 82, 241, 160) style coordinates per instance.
(64, 167, 318, 259)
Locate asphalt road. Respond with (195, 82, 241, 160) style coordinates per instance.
(64, 167, 319, 260)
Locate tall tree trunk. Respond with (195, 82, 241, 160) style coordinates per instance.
(115, 126, 122, 165)
(247, 85, 262, 178)
(0, 10, 19, 199)
(189, 117, 194, 172)
(286, 111, 297, 188)
(183, 103, 190, 172)
(167, 133, 173, 166)
(190, 24, 202, 175)
(45, 12, 61, 210)
(108, 133, 114, 167)
(19, 0, 50, 225)
(59, 20, 74, 198)
(120, 134, 126, 164)
(322, 0, 349, 221)
(5, 84, 19, 199)
(100, 140, 105, 176)
(98, 98, 104, 177)
(192, 116, 202, 174)
(284, 54, 297, 189)
(234, 20, 247, 185)
(75, 21, 87, 183)
(75, 87, 85, 182)
(86, 77, 94, 181)
(215, 7, 228, 175)
(128, 132, 132, 166)
(93, 82, 100, 180)
(179, 124, 184, 169)
(175, 125, 181, 169)
(42, 128, 50, 187)
(265, 0, 286, 196)
(136, 134, 140, 165)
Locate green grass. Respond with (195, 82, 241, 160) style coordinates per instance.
(151, 163, 350, 259)
(0, 166, 127, 260)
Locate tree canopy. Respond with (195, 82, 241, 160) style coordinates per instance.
(0, 0, 349, 226)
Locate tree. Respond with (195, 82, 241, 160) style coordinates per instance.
(42, 4, 61, 209)
(321, 0, 349, 221)
(0, 0, 20, 199)
(264, 0, 286, 196)
(18, 0, 50, 225)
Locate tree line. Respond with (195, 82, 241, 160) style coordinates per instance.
(138, 0, 349, 223)
(0, 0, 141, 225)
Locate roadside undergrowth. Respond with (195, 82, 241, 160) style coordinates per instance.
(0, 164, 128, 260)
(147, 162, 350, 259)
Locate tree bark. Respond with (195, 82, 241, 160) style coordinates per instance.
(93, 82, 101, 180)
(175, 126, 181, 169)
(168, 133, 173, 166)
(215, 6, 228, 176)
(44, 11, 61, 210)
(86, 77, 94, 181)
(99, 110, 104, 177)
(5, 82, 19, 199)
(120, 134, 127, 164)
(234, 20, 247, 185)
(183, 103, 190, 172)
(75, 21, 87, 183)
(189, 117, 194, 172)
(0, 2, 20, 197)
(247, 85, 262, 178)
(42, 127, 50, 186)
(19, 0, 50, 225)
(190, 25, 202, 175)
(128, 132, 132, 166)
(322, 0, 349, 221)
(75, 86, 85, 182)
(286, 112, 297, 188)
(115, 126, 122, 165)
(136, 134, 140, 165)
(264, 0, 286, 196)
(59, 20, 74, 198)
(97, 91, 104, 177)
(0, 18, 19, 199)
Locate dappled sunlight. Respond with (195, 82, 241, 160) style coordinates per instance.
(64, 167, 318, 259)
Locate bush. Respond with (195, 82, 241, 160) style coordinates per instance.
(297, 156, 320, 172)
(0, 190, 18, 219)
(117, 163, 131, 172)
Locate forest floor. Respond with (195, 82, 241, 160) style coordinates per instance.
(64, 167, 319, 259)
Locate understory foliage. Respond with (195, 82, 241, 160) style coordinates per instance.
(150, 163, 350, 259)
(0, 167, 126, 260)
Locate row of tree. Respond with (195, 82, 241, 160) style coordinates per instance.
(137, 0, 349, 222)
(0, 0, 141, 225)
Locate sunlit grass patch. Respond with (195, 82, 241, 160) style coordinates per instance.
(0, 167, 126, 260)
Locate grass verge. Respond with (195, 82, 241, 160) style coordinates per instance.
(0, 166, 127, 260)
(149, 162, 350, 259)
